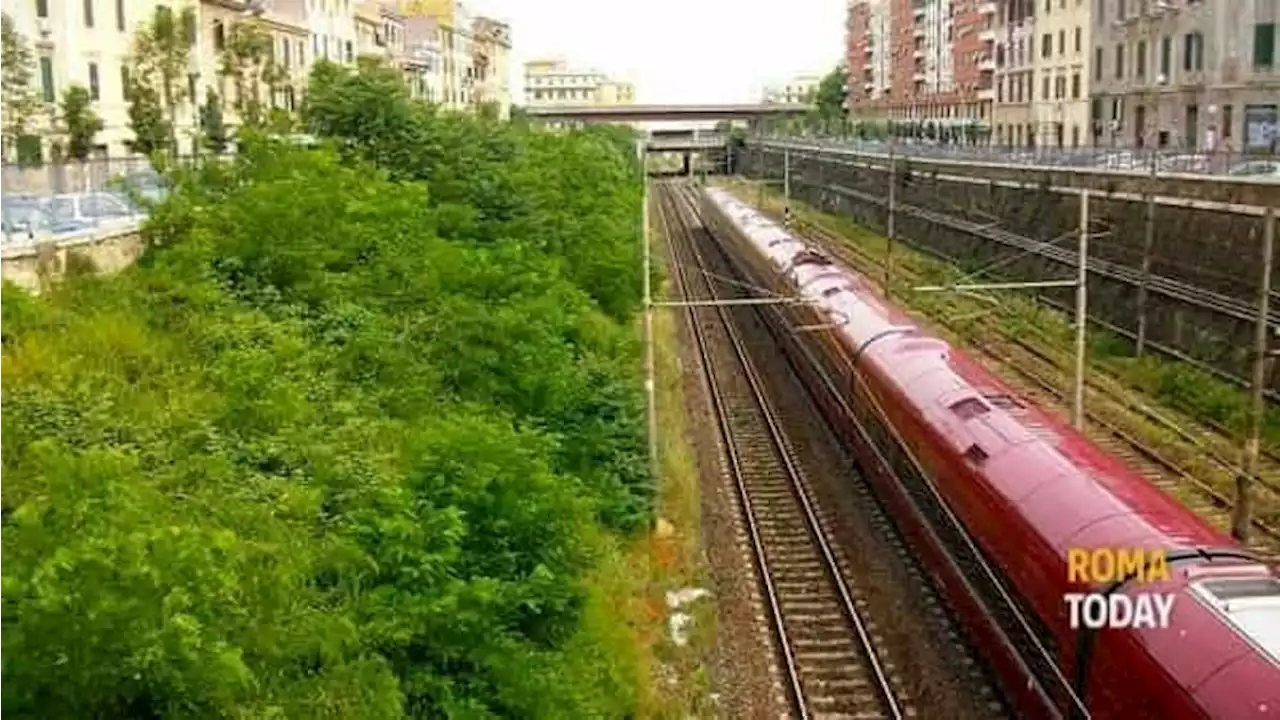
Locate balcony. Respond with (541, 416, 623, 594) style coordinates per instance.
(914, 46, 925, 59)
(978, 1, 998, 14)
(977, 87, 995, 100)
(979, 26, 996, 41)
(914, 69, 927, 82)
(913, 25, 926, 38)
(978, 54, 995, 70)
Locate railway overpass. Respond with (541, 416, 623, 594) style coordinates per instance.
(524, 103, 813, 123)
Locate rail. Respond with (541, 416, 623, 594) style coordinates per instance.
(657, 183, 904, 719)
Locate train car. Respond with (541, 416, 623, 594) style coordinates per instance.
(697, 186, 1280, 719)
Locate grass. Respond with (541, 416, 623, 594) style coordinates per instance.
(722, 178, 1280, 457)
(597, 219, 717, 718)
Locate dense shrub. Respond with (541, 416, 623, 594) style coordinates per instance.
(3, 61, 651, 717)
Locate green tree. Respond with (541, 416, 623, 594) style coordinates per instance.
(1, 13, 42, 164)
(219, 20, 277, 129)
(5, 61, 654, 717)
(59, 85, 104, 161)
(199, 86, 228, 153)
(124, 77, 170, 157)
(130, 5, 196, 155)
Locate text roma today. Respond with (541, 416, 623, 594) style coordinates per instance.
(1063, 592, 1177, 630)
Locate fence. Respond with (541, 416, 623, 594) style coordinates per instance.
(762, 133, 1280, 178)
(2, 157, 161, 197)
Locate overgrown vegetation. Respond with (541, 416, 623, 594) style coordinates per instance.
(1, 12, 44, 165)
(3, 60, 662, 717)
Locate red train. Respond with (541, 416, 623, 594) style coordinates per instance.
(697, 186, 1280, 719)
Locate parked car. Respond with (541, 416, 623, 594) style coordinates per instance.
(113, 168, 170, 205)
(2, 195, 96, 246)
(1226, 160, 1280, 182)
(45, 192, 148, 231)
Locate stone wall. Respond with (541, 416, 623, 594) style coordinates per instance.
(1, 230, 145, 294)
(739, 142, 1279, 394)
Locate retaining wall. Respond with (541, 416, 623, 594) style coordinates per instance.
(740, 142, 1278, 394)
(1, 230, 145, 294)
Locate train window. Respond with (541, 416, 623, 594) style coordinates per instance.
(821, 286, 846, 298)
(964, 444, 989, 464)
(949, 397, 991, 420)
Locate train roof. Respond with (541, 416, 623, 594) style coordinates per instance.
(698, 185, 1280, 712)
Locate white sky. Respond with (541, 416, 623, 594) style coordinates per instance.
(466, 0, 845, 104)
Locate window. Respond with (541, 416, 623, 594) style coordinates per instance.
(1136, 39, 1147, 77)
(1072, 125, 1080, 147)
(1115, 43, 1125, 77)
(187, 73, 197, 105)
(1094, 46, 1103, 80)
(1255, 23, 1276, 69)
(1160, 35, 1172, 78)
(88, 62, 99, 100)
(1071, 71, 1081, 98)
(1183, 31, 1204, 71)
(84, 0, 94, 27)
(1044, 0, 1051, 11)
(1116, 0, 1125, 20)
(39, 57, 54, 102)
(1223, 104, 1233, 138)
(1074, 27, 1082, 53)
(213, 21, 226, 50)
(121, 65, 130, 101)
(1058, 30, 1065, 55)
(36, 0, 48, 18)
(115, 0, 124, 30)
(1042, 33, 1052, 58)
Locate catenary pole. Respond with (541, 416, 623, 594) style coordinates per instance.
(637, 139, 658, 474)
(1072, 189, 1090, 430)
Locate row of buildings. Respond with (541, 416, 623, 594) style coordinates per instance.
(521, 58, 635, 109)
(846, 0, 1279, 151)
(4, 0, 511, 159)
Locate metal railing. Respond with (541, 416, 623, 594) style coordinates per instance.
(1, 157, 178, 249)
(757, 132, 1280, 178)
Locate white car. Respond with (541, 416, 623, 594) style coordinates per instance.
(45, 192, 148, 231)
(1226, 160, 1280, 182)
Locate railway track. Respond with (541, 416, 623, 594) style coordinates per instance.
(660, 180, 1008, 717)
(658, 183, 906, 719)
(739, 190, 1280, 559)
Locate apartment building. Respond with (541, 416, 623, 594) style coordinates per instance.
(991, 0, 1037, 145)
(402, 0, 473, 111)
(401, 15, 443, 103)
(1089, 0, 1279, 151)
(845, 0, 991, 136)
(1029, 0, 1091, 148)
(5, 0, 319, 159)
(762, 74, 822, 104)
(523, 59, 636, 107)
(472, 17, 511, 118)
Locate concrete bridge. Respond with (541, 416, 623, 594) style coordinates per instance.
(525, 103, 813, 122)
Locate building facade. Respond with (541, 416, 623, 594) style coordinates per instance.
(1089, 0, 1279, 151)
(845, 0, 992, 137)
(1029, 0, 1091, 148)
(522, 59, 635, 107)
(471, 16, 511, 118)
(5, 0, 320, 159)
(401, 15, 443, 103)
